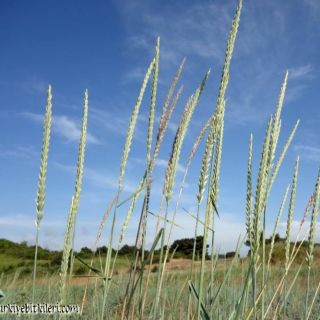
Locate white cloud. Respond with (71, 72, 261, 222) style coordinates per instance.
(294, 144, 320, 162)
(289, 64, 314, 80)
(0, 144, 38, 159)
(53, 161, 138, 193)
(279, 219, 320, 243)
(21, 112, 100, 144)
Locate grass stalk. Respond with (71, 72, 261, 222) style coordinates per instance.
(32, 85, 52, 303)
(59, 89, 88, 306)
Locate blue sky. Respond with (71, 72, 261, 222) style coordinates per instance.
(1, 0, 320, 253)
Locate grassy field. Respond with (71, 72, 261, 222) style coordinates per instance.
(2, 0, 320, 319)
(2, 259, 320, 319)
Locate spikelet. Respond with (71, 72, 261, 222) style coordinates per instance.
(152, 86, 183, 172)
(285, 157, 299, 270)
(147, 38, 160, 163)
(267, 185, 290, 268)
(119, 58, 155, 189)
(187, 115, 214, 169)
(269, 72, 288, 165)
(158, 58, 185, 131)
(119, 195, 137, 244)
(210, 105, 225, 207)
(197, 121, 215, 203)
(245, 134, 253, 245)
(269, 119, 300, 191)
(35, 85, 52, 227)
(306, 169, 320, 267)
(59, 196, 75, 304)
(252, 116, 273, 252)
(163, 70, 210, 202)
(73, 89, 88, 210)
(214, 0, 242, 117)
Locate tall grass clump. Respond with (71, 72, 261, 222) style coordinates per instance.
(19, 1, 320, 319)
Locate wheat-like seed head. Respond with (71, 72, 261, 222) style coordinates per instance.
(163, 70, 210, 202)
(252, 116, 273, 254)
(158, 58, 185, 131)
(269, 119, 300, 191)
(300, 194, 314, 229)
(119, 195, 138, 244)
(95, 195, 118, 250)
(152, 86, 183, 173)
(306, 169, 320, 267)
(119, 58, 155, 190)
(147, 37, 160, 164)
(210, 105, 225, 207)
(245, 133, 253, 244)
(267, 185, 290, 269)
(269, 72, 288, 164)
(187, 114, 214, 170)
(73, 89, 88, 209)
(59, 90, 89, 305)
(163, 94, 194, 202)
(197, 121, 215, 204)
(285, 157, 299, 270)
(35, 85, 52, 227)
(214, 0, 242, 116)
(59, 196, 75, 304)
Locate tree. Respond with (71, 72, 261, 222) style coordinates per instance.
(170, 236, 209, 259)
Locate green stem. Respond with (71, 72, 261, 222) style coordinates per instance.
(32, 228, 40, 302)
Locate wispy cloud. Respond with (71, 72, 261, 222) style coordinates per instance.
(289, 64, 314, 80)
(21, 112, 100, 144)
(90, 107, 128, 136)
(279, 219, 320, 243)
(294, 144, 320, 162)
(0, 144, 38, 160)
(53, 161, 137, 193)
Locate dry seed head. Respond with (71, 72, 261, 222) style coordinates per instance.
(152, 86, 183, 172)
(95, 195, 118, 250)
(35, 85, 52, 226)
(187, 114, 214, 170)
(158, 58, 186, 131)
(300, 194, 314, 229)
(119, 194, 138, 244)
